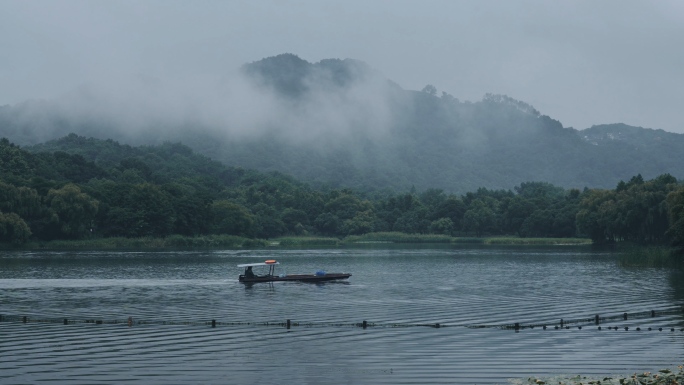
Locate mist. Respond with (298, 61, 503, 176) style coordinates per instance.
(4, 56, 398, 148)
(1, 1, 683, 134)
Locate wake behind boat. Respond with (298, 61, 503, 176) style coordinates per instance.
(238, 260, 352, 283)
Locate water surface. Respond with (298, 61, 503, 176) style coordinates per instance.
(1, 246, 683, 384)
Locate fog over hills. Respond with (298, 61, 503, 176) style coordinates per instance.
(1, 54, 682, 194)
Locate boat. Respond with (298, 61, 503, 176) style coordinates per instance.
(238, 260, 352, 283)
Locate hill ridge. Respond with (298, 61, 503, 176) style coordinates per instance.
(1, 54, 682, 193)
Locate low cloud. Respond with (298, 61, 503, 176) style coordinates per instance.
(30, 57, 399, 147)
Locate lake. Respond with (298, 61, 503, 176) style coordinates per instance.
(1, 245, 683, 384)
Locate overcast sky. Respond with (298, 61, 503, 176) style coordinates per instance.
(1, 0, 683, 133)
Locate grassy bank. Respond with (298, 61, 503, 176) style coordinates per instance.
(2, 233, 594, 250)
(9, 235, 268, 250)
(271, 236, 342, 247)
(343, 232, 591, 245)
(617, 244, 681, 268)
(484, 237, 592, 245)
(344, 232, 461, 244)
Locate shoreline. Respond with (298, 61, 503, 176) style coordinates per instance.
(1, 233, 592, 251)
(511, 365, 684, 384)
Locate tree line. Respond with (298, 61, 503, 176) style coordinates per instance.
(0, 135, 682, 254)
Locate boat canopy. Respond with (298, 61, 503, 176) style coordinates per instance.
(237, 261, 280, 268)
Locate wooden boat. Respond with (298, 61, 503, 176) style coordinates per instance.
(238, 260, 352, 283)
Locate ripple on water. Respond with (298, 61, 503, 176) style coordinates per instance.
(1, 247, 683, 384)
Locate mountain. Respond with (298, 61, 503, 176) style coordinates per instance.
(1, 54, 682, 194)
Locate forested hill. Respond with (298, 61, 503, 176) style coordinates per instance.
(3, 135, 683, 253)
(580, 123, 684, 173)
(1, 53, 683, 193)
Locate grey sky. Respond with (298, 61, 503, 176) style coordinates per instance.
(1, 0, 683, 133)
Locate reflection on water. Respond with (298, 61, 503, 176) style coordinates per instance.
(1, 246, 683, 384)
(670, 268, 684, 301)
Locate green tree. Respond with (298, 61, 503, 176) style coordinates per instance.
(576, 189, 616, 243)
(324, 192, 367, 221)
(46, 183, 99, 239)
(576, 175, 677, 244)
(341, 209, 375, 235)
(163, 182, 211, 236)
(420, 189, 446, 210)
(128, 183, 175, 237)
(251, 203, 286, 238)
(430, 217, 454, 235)
(500, 196, 535, 236)
(314, 212, 341, 236)
(318, 191, 376, 235)
(462, 199, 495, 237)
(0, 138, 33, 180)
(431, 196, 465, 230)
(520, 210, 553, 237)
(280, 208, 310, 235)
(376, 193, 428, 233)
(211, 200, 255, 236)
(0, 211, 32, 244)
(0, 181, 42, 219)
(666, 186, 684, 253)
(393, 206, 430, 234)
(98, 183, 174, 237)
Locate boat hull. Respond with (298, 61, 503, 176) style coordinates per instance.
(239, 273, 351, 283)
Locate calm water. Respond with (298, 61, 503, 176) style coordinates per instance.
(1, 245, 684, 384)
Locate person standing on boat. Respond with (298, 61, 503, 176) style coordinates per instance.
(245, 266, 255, 278)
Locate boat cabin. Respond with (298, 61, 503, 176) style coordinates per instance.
(238, 260, 279, 280)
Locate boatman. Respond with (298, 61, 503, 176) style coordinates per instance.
(245, 266, 255, 278)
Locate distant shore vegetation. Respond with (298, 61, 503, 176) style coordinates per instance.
(1, 233, 594, 250)
(0, 136, 682, 261)
(3, 235, 268, 251)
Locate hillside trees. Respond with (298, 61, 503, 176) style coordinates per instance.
(211, 200, 255, 236)
(0, 211, 31, 244)
(280, 208, 309, 235)
(430, 195, 466, 233)
(315, 190, 376, 236)
(577, 174, 678, 244)
(0, 181, 42, 219)
(162, 182, 211, 236)
(95, 183, 174, 237)
(45, 183, 99, 239)
(462, 199, 496, 237)
(500, 182, 580, 237)
(379, 193, 429, 234)
(1, 135, 682, 247)
(666, 186, 684, 253)
(0, 138, 33, 182)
